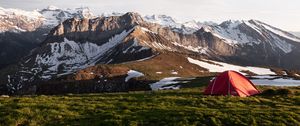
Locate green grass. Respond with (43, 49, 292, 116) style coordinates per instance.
(0, 87, 300, 126)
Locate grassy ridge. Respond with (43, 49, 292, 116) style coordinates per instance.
(0, 87, 300, 126)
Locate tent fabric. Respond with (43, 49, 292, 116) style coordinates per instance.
(204, 70, 260, 97)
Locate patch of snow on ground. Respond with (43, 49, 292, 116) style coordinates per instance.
(282, 71, 288, 76)
(171, 71, 178, 75)
(251, 77, 300, 87)
(159, 86, 180, 90)
(125, 70, 144, 82)
(156, 72, 162, 74)
(187, 57, 275, 75)
(0, 95, 9, 98)
(150, 77, 181, 90)
(251, 75, 276, 79)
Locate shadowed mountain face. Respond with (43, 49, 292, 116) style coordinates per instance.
(0, 28, 50, 70)
(1, 10, 300, 95)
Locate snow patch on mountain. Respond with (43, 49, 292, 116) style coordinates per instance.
(6, 28, 134, 92)
(150, 77, 181, 90)
(35, 28, 134, 78)
(125, 70, 144, 82)
(123, 39, 151, 54)
(268, 33, 293, 53)
(173, 42, 208, 54)
(187, 57, 276, 75)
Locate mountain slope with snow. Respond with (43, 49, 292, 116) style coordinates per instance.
(201, 20, 300, 53)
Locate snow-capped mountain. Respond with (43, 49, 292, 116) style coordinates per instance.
(40, 5, 94, 27)
(0, 6, 94, 33)
(202, 20, 300, 53)
(144, 15, 181, 28)
(1, 7, 300, 95)
(193, 19, 300, 71)
(143, 14, 205, 34)
(143, 15, 300, 54)
(144, 16, 300, 53)
(0, 7, 44, 32)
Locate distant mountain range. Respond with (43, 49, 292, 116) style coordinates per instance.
(1, 6, 300, 95)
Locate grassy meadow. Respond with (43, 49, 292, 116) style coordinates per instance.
(0, 85, 300, 126)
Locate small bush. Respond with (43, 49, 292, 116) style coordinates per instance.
(261, 89, 277, 96)
(276, 89, 293, 96)
(261, 88, 293, 96)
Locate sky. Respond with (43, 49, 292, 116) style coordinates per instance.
(1, 0, 299, 31)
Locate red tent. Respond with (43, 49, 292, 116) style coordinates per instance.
(204, 70, 260, 97)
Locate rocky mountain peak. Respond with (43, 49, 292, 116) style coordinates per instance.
(44, 12, 144, 44)
(122, 12, 144, 24)
(219, 20, 243, 29)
